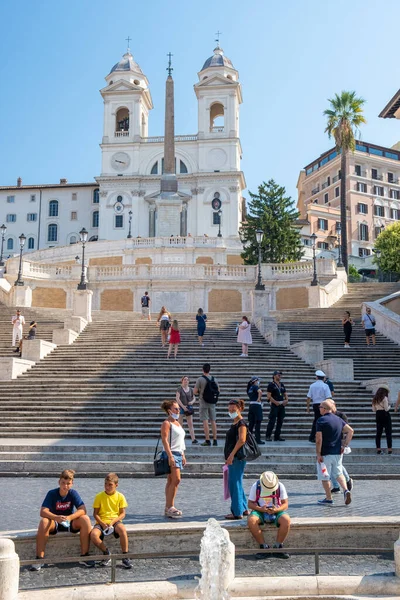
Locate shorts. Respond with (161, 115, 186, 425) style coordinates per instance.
(142, 307, 150, 317)
(199, 401, 216, 422)
(160, 320, 170, 331)
(250, 509, 288, 527)
(49, 521, 79, 535)
(365, 328, 375, 337)
(317, 454, 343, 481)
(161, 450, 183, 470)
(93, 521, 122, 541)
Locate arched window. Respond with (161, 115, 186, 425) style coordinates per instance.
(117, 195, 123, 203)
(151, 161, 158, 175)
(49, 200, 59, 217)
(89, 235, 98, 242)
(210, 102, 224, 132)
(116, 107, 129, 132)
(69, 236, 77, 244)
(28, 237, 35, 250)
(7, 238, 13, 250)
(48, 223, 58, 242)
(180, 160, 188, 174)
(93, 189, 99, 204)
(92, 210, 99, 228)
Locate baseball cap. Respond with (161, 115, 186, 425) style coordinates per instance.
(259, 471, 279, 497)
(250, 376, 260, 383)
(272, 370, 283, 376)
(315, 370, 325, 377)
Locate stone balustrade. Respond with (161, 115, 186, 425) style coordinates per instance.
(262, 259, 336, 280)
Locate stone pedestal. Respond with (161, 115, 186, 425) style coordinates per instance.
(0, 358, 34, 380)
(252, 290, 270, 320)
(73, 289, 93, 323)
(21, 339, 57, 362)
(395, 534, 400, 577)
(65, 316, 87, 333)
(52, 328, 78, 345)
(266, 330, 290, 347)
(290, 341, 324, 365)
(315, 359, 354, 382)
(13, 285, 32, 307)
(0, 538, 19, 600)
(155, 191, 182, 237)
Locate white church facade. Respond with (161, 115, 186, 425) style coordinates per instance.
(0, 45, 246, 255)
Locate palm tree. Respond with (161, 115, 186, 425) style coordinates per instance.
(324, 91, 366, 272)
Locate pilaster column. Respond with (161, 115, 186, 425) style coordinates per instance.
(149, 205, 156, 237)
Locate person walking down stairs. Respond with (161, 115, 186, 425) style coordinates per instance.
(11, 309, 25, 349)
(342, 311, 354, 348)
(362, 307, 376, 346)
(372, 385, 393, 455)
(237, 316, 252, 357)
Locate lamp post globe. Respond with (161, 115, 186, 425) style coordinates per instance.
(310, 232, 319, 286)
(0, 223, 7, 267)
(255, 229, 265, 290)
(77, 227, 88, 290)
(217, 210, 222, 237)
(14, 233, 26, 286)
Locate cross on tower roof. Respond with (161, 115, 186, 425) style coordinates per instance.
(215, 30, 222, 46)
(167, 52, 173, 76)
(125, 36, 131, 51)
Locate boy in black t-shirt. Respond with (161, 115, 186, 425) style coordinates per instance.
(30, 469, 93, 571)
(265, 371, 288, 442)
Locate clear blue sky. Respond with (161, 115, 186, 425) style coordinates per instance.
(1, 0, 400, 204)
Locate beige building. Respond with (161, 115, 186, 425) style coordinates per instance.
(297, 140, 400, 268)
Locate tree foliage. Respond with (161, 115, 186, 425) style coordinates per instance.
(240, 179, 303, 264)
(374, 223, 400, 274)
(323, 91, 367, 153)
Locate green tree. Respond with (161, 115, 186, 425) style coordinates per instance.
(324, 91, 366, 272)
(374, 222, 400, 275)
(240, 179, 303, 264)
(348, 264, 361, 282)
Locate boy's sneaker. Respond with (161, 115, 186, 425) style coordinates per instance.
(255, 544, 269, 559)
(79, 554, 95, 568)
(317, 498, 333, 505)
(272, 544, 290, 559)
(331, 487, 340, 493)
(29, 561, 44, 572)
(347, 478, 354, 491)
(344, 490, 352, 505)
(201, 440, 211, 446)
(266, 436, 272, 442)
(192, 439, 199, 445)
(122, 557, 133, 569)
(100, 549, 111, 567)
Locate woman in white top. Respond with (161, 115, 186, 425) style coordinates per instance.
(237, 315, 252, 357)
(157, 306, 171, 347)
(161, 400, 186, 518)
(372, 385, 392, 455)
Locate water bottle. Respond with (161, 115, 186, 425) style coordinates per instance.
(320, 462, 328, 476)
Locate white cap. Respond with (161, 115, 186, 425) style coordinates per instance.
(315, 370, 325, 377)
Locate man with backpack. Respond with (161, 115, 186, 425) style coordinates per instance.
(194, 363, 220, 446)
(141, 291, 151, 321)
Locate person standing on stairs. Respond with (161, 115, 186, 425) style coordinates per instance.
(176, 376, 198, 444)
(372, 385, 393, 455)
(265, 371, 288, 442)
(141, 291, 151, 321)
(342, 311, 354, 348)
(362, 307, 376, 346)
(306, 370, 332, 443)
(11, 309, 25, 350)
(167, 319, 181, 359)
(157, 306, 171, 347)
(237, 315, 252, 357)
(224, 399, 249, 520)
(160, 400, 186, 518)
(247, 377, 265, 445)
(196, 308, 207, 347)
(194, 363, 220, 446)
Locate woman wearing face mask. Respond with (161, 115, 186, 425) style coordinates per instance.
(161, 400, 186, 518)
(224, 399, 248, 520)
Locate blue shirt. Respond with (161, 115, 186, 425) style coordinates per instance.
(316, 413, 346, 456)
(41, 488, 84, 516)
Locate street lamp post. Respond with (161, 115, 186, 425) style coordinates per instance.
(372, 248, 381, 282)
(336, 222, 343, 267)
(217, 210, 222, 237)
(310, 232, 319, 286)
(255, 229, 265, 290)
(14, 233, 26, 286)
(77, 227, 88, 290)
(127, 211, 133, 239)
(0, 224, 7, 266)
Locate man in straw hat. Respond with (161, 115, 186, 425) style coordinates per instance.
(247, 471, 291, 559)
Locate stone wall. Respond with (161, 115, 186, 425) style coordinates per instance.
(208, 289, 242, 312)
(276, 287, 308, 310)
(135, 257, 152, 264)
(196, 256, 214, 264)
(100, 289, 133, 311)
(227, 254, 244, 265)
(89, 256, 123, 266)
(32, 287, 67, 308)
(384, 295, 400, 316)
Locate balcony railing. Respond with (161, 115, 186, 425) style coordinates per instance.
(115, 131, 129, 137)
(388, 176, 399, 184)
(332, 174, 341, 183)
(354, 169, 367, 177)
(142, 135, 198, 143)
(321, 181, 329, 190)
(372, 174, 383, 181)
(210, 126, 224, 133)
(311, 186, 320, 195)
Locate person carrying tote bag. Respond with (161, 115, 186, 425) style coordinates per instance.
(160, 400, 186, 518)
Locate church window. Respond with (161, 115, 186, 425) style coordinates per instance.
(115, 215, 124, 228)
(116, 107, 130, 132)
(109, 80, 113, 85)
(134, 79, 140, 85)
(89, 235, 98, 242)
(72, 192, 77, 201)
(47, 223, 58, 242)
(210, 102, 224, 132)
(157, 158, 188, 175)
(49, 200, 59, 217)
(71, 211, 77, 220)
(7, 196, 15, 203)
(93, 189, 99, 204)
(151, 161, 158, 175)
(28, 237, 35, 250)
(69, 236, 77, 244)
(92, 210, 99, 228)
(6, 214, 16, 222)
(117, 195, 123, 203)
(30, 194, 36, 202)
(179, 160, 188, 174)
(27, 213, 37, 222)
(213, 212, 221, 225)
(7, 238, 13, 250)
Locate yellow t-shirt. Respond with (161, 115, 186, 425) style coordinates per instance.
(92, 490, 128, 524)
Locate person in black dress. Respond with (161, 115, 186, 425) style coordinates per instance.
(342, 311, 354, 348)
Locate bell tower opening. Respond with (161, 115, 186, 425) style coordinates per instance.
(210, 102, 224, 132)
(116, 107, 130, 133)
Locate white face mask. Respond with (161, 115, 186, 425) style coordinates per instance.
(170, 412, 179, 420)
(229, 411, 238, 419)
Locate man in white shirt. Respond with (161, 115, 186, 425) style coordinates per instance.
(306, 370, 332, 443)
(11, 309, 25, 349)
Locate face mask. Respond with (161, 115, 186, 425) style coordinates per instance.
(229, 411, 238, 419)
(170, 413, 179, 420)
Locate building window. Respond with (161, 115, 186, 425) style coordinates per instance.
(115, 215, 123, 228)
(317, 242, 329, 249)
(92, 210, 99, 228)
(355, 165, 361, 176)
(371, 168, 379, 180)
(359, 248, 371, 257)
(47, 223, 58, 242)
(72, 192, 77, 201)
(359, 223, 369, 241)
(151, 161, 158, 175)
(69, 236, 77, 244)
(93, 189, 100, 204)
(374, 205, 385, 217)
(390, 208, 400, 220)
(179, 160, 188, 174)
(358, 203, 368, 214)
(357, 182, 367, 193)
(49, 200, 59, 217)
(374, 226, 382, 239)
(303, 238, 311, 246)
(30, 194, 36, 202)
(27, 213, 37, 222)
(213, 212, 221, 225)
(388, 172, 394, 183)
(324, 193, 329, 204)
(390, 189, 400, 200)
(117, 195, 123, 203)
(27, 237, 35, 250)
(317, 218, 328, 231)
(7, 238, 13, 250)
(71, 211, 77, 220)
(335, 186, 340, 198)
(6, 195, 15, 203)
(6, 214, 16, 222)
(373, 185, 384, 197)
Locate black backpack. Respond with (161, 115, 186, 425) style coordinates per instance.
(202, 375, 219, 404)
(142, 295, 149, 307)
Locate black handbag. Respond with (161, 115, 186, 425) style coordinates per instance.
(236, 429, 262, 462)
(153, 426, 172, 476)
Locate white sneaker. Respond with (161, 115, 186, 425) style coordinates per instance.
(240, 353, 246, 357)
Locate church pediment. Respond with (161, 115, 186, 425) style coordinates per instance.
(195, 75, 237, 88)
(100, 80, 143, 94)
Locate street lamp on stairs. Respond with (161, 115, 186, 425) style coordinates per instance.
(77, 227, 88, 290)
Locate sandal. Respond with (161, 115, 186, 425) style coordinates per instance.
(224, 514, 243, 520)
(243, 510, 250, 517)
(165, 507, 182, 518)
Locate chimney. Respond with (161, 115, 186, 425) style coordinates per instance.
(60, 178, 68, 185)
(17, 177, 22, 187)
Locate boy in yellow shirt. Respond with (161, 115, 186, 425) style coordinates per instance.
(90, 472, 132, 568)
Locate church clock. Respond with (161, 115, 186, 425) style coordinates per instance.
(111, 152, 131, 171)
